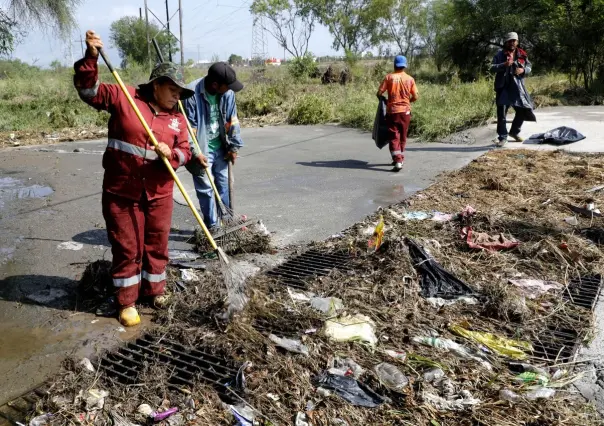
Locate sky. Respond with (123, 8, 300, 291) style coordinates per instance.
(9, 0, 340, 67)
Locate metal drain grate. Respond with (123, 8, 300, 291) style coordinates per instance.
(266, 249, 350, 289)
(531, 327, 583, 364)
(563, 275, 603, 311)
(0, 386, 48, 425)
(99, 335, 240, 391)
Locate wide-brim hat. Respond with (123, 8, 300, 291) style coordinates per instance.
(139, 62, 195, 100)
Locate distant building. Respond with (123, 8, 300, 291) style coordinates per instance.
(266, 57, 281, 66)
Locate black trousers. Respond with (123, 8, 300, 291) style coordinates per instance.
(497, 104, 524, 140)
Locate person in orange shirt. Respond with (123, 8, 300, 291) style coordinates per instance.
(377, 55, 419, 172)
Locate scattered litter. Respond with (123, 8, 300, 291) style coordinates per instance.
(80, 358, 95, 372)
(586, 185, 604, 193)
(287, 287, 315, 302)
(508, 279, 563, 299)
(154, 407, 179, 422)
(368, 215, 385, 251)
(450, 324, 532, 360)
(328, 357, 365, 379)
(57, 241, 84, 251)
(109, 409, 141, 426)
(266, 393, 280, 401)
(524, 387, 555, 400)
(309, 296, 344, 315)
(295, 412, 310, 426)
(312, 372, 387, 408)
(499, 389, 521, 403)
(422, 390, 481, 411)
(432, 212, 454, 222)
(462, 227, 520, 251)
(509, 362, 550, 378)
(316, 387, 333, 398)
(426, 296, 478, 308)
(116, 327, 126, 333)
(384, 349, 407, 362)
(229, 404, 255, 426)
(91, 319, 99, 324)
(403, 211, 432, 221)
(84, 389, 109, 411)
(406, 238, 474, 298)
(269, 334, 309, 356)
(412, 336, 492, 370)
(564, 216, 579, 226)
(374, 363, 409, 391)
(170, 260, 206, 270)
(137, 404, 154, 416)
(514, 372, 549, 386)
(29, 414, 53, 426)
(423, 368, 445, 383)
(565, 202, 603, 218)
(168, 250, 200, 261)
(542, 199, 553, 206)
(460, 205, 477, 219)
(324, 314, 378, 347)
(180, 269, 198, 282)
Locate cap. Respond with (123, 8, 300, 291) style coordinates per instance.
(505, 32, 519, 42)
(207, 62, 244, 92)
(394, 55, 407, 68)
(142, 62, 195, 99)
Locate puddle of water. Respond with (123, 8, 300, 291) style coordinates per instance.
(0, 177, 53, 209)
(0, 323, 74, 360)
(370, 184, 422, 206)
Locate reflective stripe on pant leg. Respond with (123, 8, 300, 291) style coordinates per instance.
(102, 192, 144, 309)
(141, 194, 172, 297)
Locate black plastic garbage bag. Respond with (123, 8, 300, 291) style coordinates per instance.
(312, 373, 387, 408)
(529, 126, 586, 145)
(372, 96, 389, 149)
(405, 237, 474, 299)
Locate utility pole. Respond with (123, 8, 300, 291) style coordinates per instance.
(139, 8, 142, 19)
(80, 34, 85, 57)
(178, 0, 184, 67)
(144, 0, 151, 70)
(165, 0, 172, 62)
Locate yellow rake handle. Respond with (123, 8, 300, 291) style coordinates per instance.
(97, 48, 218, 251)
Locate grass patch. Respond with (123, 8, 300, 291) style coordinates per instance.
(0, 59, 598, 143)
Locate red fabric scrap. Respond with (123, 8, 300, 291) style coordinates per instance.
(462, 226, 520, 251)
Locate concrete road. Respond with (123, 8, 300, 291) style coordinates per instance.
(0, 106, 602, 407)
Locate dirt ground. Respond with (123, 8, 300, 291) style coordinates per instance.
(29, 149, 604, 425)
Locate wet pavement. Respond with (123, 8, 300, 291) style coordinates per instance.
(0, 124, 496, 404)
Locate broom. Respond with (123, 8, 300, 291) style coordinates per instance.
(97, 47, 249, 317)
(152, 40, 252, 253)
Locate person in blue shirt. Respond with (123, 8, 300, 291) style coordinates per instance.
(184, 62, 244, 231)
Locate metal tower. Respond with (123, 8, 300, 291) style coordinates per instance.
(251, 16, 268, 62)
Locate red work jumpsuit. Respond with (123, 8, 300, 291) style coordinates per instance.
(73, 52, 192, 308)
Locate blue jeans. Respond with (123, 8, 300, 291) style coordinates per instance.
(192, 147, 230, 228)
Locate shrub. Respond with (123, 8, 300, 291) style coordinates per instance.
(288, 94, 333, 124)
(288, 53, 318, 80)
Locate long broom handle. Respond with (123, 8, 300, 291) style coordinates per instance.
(97, 48, 220, 252)
(152, 39, 228, 216)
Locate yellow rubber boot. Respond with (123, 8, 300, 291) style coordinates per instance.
(119, 307, 141, 327)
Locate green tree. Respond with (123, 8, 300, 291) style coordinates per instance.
(228, 54, 244, 66)
(110, 16, 179, 68)
(0, 0, 79, 56)
(250, 0, 316, 58)
(307, 0, 382, 55)
(372, 0, 426, 57)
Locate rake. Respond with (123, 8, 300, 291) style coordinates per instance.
(152, 39, 252, 254)
(98, 47, 248, 318)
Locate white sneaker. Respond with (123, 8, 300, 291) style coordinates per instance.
(495, 138, 507, 147)
(393, 162, 403, 172)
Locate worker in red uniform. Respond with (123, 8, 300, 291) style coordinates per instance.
(377, 55, 419, 172)
(74, 30, 193, 327)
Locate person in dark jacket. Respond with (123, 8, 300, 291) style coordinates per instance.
(74, 30, 193, 327)
(490, 32, 535, 147)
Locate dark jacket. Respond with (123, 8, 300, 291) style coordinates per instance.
(490, 49, 534, 110)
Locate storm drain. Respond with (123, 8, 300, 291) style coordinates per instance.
(98, 335, 241, 391)
(562, 275, 603, 311)
(266, 249, 350, 289)
(0, 386, 48, 425)
(531, 327, 583, 364)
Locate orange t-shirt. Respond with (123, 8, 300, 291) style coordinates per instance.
(378, 71, 418, 114)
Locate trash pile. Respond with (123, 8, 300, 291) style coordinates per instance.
(31, 150, 603, 425)
(194, 219, 273, 256)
